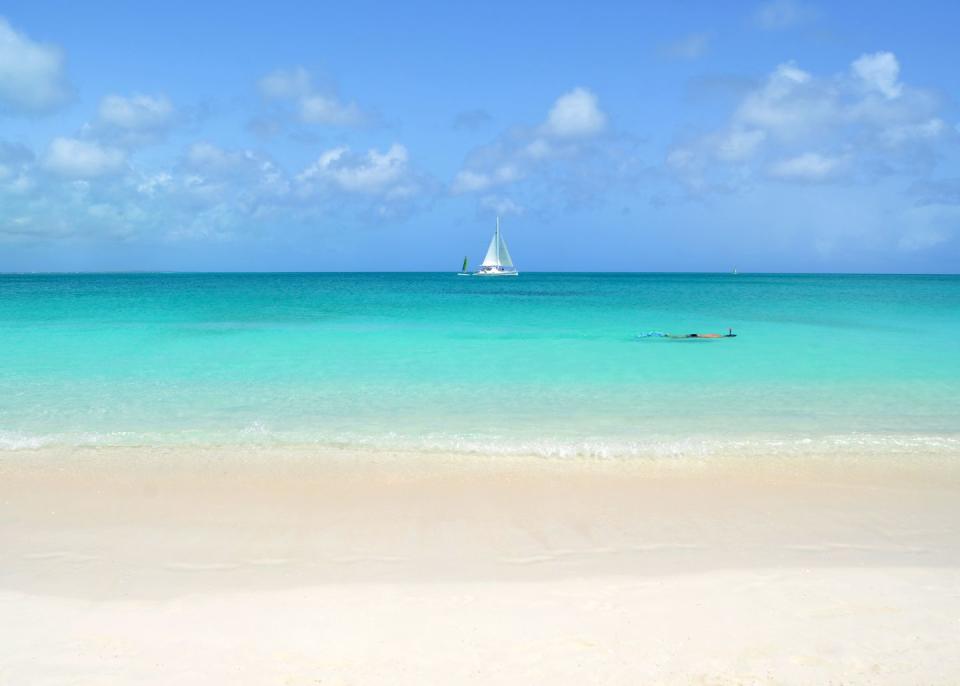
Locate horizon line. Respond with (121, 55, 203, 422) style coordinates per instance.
(1, 270, 958, 277)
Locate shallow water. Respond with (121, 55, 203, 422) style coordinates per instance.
(1, 272, 958, 457)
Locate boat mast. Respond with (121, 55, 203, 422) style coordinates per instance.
(496, 216, 500, 266)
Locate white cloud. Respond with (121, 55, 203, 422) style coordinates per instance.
(43, 137, 126, 178)
(715, 129, 768, 161)
(852, 52, 902, 99)
(98, 94, 174, 131)
(667, 51, 947, 188)
(185, 142, 252, 173)
(258, 66, 365, 126)
(479, 195, 524, 216)
(258, 67, 312, 99)
(663, 33, 711, 60)
(449, 86, 633, 213)
(180, 142, 289, 202)
(542, 87, 607, 138)
(735, 62, 833, 140)
(523, 138, 552, 159)
(299, 94, 363, 126)
(451, 165, 521, 194)
(452, 88, 609, 194)
(298, 144, 412, 194)
(0, 17, 71, 113)
(881, 118, 945, 145)
(753, 0, 816, 30)
(768, 152, 846, 180)
(136, 172, 173, 196)
(451, 170, 492, 193)
(2, 133, 431, 243)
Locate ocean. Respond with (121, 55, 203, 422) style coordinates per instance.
(1, 272, 958, 458)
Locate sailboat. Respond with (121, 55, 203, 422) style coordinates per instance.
(458, 256, 471, 276)
(474, 217, 518, 276)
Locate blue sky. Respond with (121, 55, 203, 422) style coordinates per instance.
(1, 0, 958, 272)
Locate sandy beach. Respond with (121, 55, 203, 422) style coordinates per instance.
(2, 447, 959, 684)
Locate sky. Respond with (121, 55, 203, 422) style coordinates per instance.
(0, 0, 958, 273)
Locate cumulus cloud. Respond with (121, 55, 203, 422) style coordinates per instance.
(89, 93, 177, 146)
(258, 66, 366, 127)
(292, 143, 434, 221)
(452, 87, 614, 199)
(0, 17, 72, 113)
(479, 195, 524, 216)
(768, 152, 847, 181)
(448, 87, 640, 214)
(715, 128, 768, 161)
(258, 66, 312, 99)
(851, 52, 902, 99)
(43, 137, 126, 178)
(667, 51, 948, 190)
(1, 138, 144, 241)
(178, 142, 289, 207)
(98, 94, 174, 131)
(451, 166, 520, 194)
(541, 87, 607, 138)
(1, 133, 433, 243)
(185, 142, 256, 174)
(297, 144, 413, 195)
(299, 94, 363, 126)
(182, 141, 274, 178)
(734, 62, 834, 140)
(752, 0, 816, 30)
(881, 118, 944, 146)
(449, 87, 644, 213)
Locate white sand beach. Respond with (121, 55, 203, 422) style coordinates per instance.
(2, 447, 959, 684)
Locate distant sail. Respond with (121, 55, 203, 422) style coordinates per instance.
(462, 256, 469, 272)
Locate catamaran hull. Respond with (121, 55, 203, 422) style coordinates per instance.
(473, 270, 519, 276)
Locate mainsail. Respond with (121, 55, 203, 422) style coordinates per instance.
(480, 217, 514, 268)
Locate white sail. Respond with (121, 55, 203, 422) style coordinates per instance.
(481, 233, 500, 267)
(496, 233, 514, 268)
(480, 217, 515, 268)
(474, 216, 518, 275)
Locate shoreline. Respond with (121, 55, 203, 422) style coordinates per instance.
(2, 446, 959, 683)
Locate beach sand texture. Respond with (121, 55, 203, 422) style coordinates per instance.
(2, 448, 959, 684)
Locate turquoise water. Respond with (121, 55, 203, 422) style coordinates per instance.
(1, 273, 958, 457)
